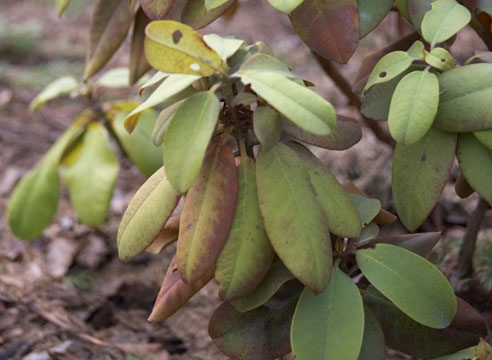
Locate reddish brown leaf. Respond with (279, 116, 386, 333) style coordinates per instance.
(130, 8, 151, 85)
(139, 0, 174, 20)
(182, 0, 236, 30)
(366, 232, 441, 257)
(146, 216, 180, 254)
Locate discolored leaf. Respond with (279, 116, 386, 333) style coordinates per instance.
(291, 268, 365, 360)
(177, 140, 238, 283)
(363, 51, 413, 92)
(368, 232, 441, 257)
(392, 128, 456, 231)
(456, 133, 492, 202)
(29, 76, 78, 112)
(117, 168, 181, 259)
(130, 8, 151, 85)
(289, 0, 360, 63)
(146, 216, 180, 254)
(125, 74, 199, 132)
(268, 0, 304, 13)
(253, 107, 282, 151)
(349, 193, 381, 226)
(283, 115, 362, 150)
(203, 34, 244, 59)
(434, 64, 492, 132)
(231, 258, 295, 312)
(113, 110, 162, 178)
(144, 20, 225, 76)
(421, 0, 471, 45)
(63, 124, 119, 227)
(209, 295, 298, 360)
(163, 90, 221, 193)
(182, 0, 236, 29)
(474, 129, 492, 149)
(56, 0, 72, 17)
(215, 157, 275, 301)
(256, 143, 332, 293)
(388, 70, 439, 144)
(84, 0, 134, 80)
(139, 0, 174, 19)
(357, 0, 393, 37)
(148, 257, 213, 322)
(365, 289, 487, 358)
(357, 244, 457, 328)
(240, 71, 336, 136)
(425, 47, 456, 71)
(205, 0, 229, 10)
(358, 306, 385, 360)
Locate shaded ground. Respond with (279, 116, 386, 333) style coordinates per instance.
(0, 1, 491, 359)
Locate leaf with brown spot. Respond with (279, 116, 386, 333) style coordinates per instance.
(182, 0, 236, 29)
(148, 257, 213, 322)
(177, 140, 238, 283)
(139, 0, 174, 19)
(129, 8, 151, 85)
(289, 0, 360, 63)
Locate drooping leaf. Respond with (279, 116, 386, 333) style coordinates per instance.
(125, 74, 199, 132)
(139, 0, 174, 19)
(148, 257, 213, 322)
(63, 124, 119, 227)
(348, 193, 381, 226)
(291, 268, 365, 360)
(130, 8, 151, 85)
(434, 64, 492, 132)
(113, 110, 162, 178)
(240, 71, 336, 136)
(209, 294, 298, 360)
(289, 0, 360, 63)
(392, 128, 456, 231)
(388, 70, 439, 144)
(363, 51, 413, 92)
(357, 244, 457, 328)
(368, 231, 441, 257)
(203, 34, 244, 59)
(8, 123, 85, 240)
(144, 20, 225, 76)
(177, 140, 238, 283)
(84, 0, 133, 80)
(289, 142, 362, 238)
(163, 90, 221, 193)
(29, 76, 78, 112)
(456, 133, 492, 202)
(146, 216, 180, 254)
(231, 258, 295, 312)
(421, 0, 471, 45)
(182, 0, 236, 30)
(425, 47, 456, 71)
(408, 0, 434, 29)
(56, 0, 72, 17)
(215, 157, 275, 301)
(139, 71, 169, 95)
(357, 0, 393, 37)
(117, 168, 181, 259)
(358, 306, 385, 360)
(253, 107, 282, 151)
(205, 0, 229, 10)
(365, 289, 487, 358)
(283, 115, 362, 150)
(256, 143, 332, 293)
(474, 129, 492, 149)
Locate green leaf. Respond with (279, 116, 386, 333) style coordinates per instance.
(152, 100, 184, 146)
(256, 143, 332, 293)
(182, 0, 237, 30)
(289, 142, 362, 238)
(253, 107, 282, 151)
(8, 123, 84, 240)
(363, 51, 413, 92)
(117, 168, 181, 259)
(138, 71, 169, 95)
(431, 347, 478, 360)
(357, 244, 457, 328)
(349, 193, 381, 226)
(63, 124, 119, 227)
(56, 0, 72, 17)
(96, 68, 132, 89)
(283, 115, 362, 150)
(358, 222, 380, 245)
(203, 34, 244, 59)
(215, 157, 275, 301)
(238, 54, 297, 78)
(425, 47, 456, 71)
(177, 141, 238, 283)
(139, 0, 173, 19)
(434, 64, 492, 132)
(84, 0, 133, 80)
(113, 110, 162, 178)
(456, 133, 492, 202)
(144, 20, 225, 76)
(130, 8, 151, 85)
(474, 129, 492, 149)
(240, 71, 335, 136)
(289, 0, 360, 63)
(407, 40, 426, 59)
(357, 0, 393, 37)
(205, 0, 229, 10)
(125, 74, 199, 133)
(395, 0, 412, 21)
(231, 258, 295, 312)
(358, 306, 385, 360)
(392, 128, 456, 231)
(421, 0, 471, 45)
(291, 268, 365, 360)
(388, 70, 439, 144)
(268, 0, 304, 13)
(163, 90, 220, 193)
(29, 76, 78, 112)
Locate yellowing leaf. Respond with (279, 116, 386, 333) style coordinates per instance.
(268, 0, 304, 13)
(56, 0, 72, 17)
(205, 0, 229, 10)
(364, 51, 413, 92)
(144, 20, 225, 76)
(425, 47, 456, 71)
